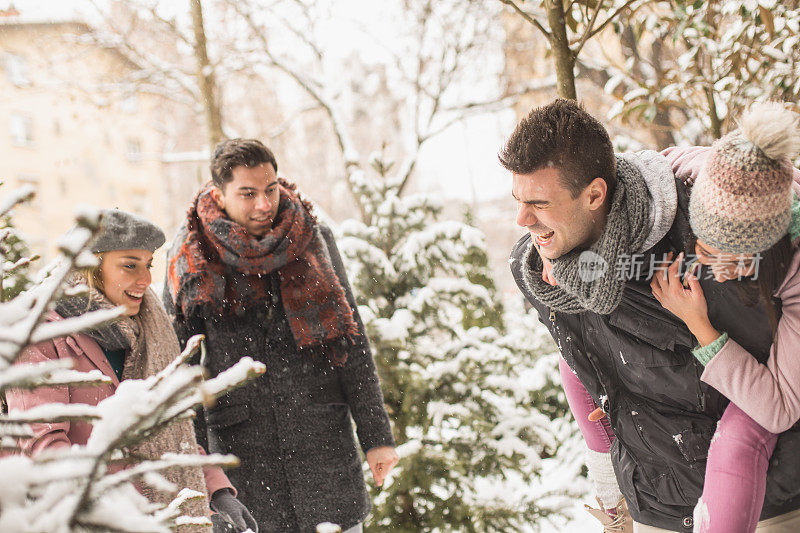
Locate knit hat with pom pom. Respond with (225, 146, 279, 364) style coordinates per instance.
(689, 102, 800, 254)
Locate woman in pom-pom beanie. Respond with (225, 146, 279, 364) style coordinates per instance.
(652, 102, 800, 533)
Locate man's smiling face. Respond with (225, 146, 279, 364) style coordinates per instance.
(211, 162, 280, 237)
(512, 166, 600, 260)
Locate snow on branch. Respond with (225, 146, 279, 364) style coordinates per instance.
(95, 452, 239, 496)
(4, 403, 101, 424)
(0, 185, 35, 219)
(30, 307, 126, 345)
(153, 334, 205, 386)
(198, 356, 266, 401)
(0, 358, 109, 391)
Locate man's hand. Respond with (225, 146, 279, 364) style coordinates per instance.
(366, 446, 399, 487)
(541, 255, 557, 286)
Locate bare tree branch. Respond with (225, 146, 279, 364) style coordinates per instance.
(584, 0, 642, 42)
(499, 0, 551, 39)
(572, 0, 606, 58)
(267, 104, 322, 139)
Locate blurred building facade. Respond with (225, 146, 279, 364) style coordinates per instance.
(0, 14, 209, 281)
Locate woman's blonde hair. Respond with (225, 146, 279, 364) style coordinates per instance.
(77, 253, 106, 294)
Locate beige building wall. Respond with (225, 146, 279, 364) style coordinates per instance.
(0, 19, 201, 282)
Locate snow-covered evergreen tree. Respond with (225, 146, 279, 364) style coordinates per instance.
(0, 188, 264, 532)
(605, 0, 800, 144)
(0, 182, 36, 302)
(338, 157, 583, 532)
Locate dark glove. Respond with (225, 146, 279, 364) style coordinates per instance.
(210, 489, 258, 533)
(211, 514, 237, 533)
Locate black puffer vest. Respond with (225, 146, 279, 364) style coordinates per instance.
(510, 178, 800, 531)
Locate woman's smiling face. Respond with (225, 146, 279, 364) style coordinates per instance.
(99, 249, 153, 315)
(694, 240, 757, 282)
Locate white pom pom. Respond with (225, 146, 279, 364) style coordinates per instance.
(738, 102, 800, 161)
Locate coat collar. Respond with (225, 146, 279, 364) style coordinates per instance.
(47, 311, 121, 387)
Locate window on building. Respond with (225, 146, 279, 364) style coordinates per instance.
(126, 138, 142, 163)
(5, 53, 30, 87)
(9, 114, 34, 146)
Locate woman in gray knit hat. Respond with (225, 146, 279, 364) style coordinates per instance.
(652, 103, 800, 533)
(7, 209, 257, 533)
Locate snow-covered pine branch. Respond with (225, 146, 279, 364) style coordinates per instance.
(0, 203, 108, 366)
(0, 359, 110, 391)
(0, 185, 35, 220)
(95, 453, 240, 496)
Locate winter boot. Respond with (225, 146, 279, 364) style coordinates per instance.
(585, 497, 633, 533)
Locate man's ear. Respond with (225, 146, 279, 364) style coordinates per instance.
(209, 186, 225, 209)
(585, 177, 607, 211)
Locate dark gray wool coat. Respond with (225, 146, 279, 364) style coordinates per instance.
(163, 224, 395, 533)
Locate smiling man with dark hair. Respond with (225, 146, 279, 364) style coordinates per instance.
(503, 100, 800, 532)
(163, 138, 398, 533)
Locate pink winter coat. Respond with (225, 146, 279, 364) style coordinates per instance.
(664, 146, 800, 434)
(6, 312, 234, 495)
(701, 248, 800, 433)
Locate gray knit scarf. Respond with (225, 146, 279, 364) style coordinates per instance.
(56, 283, 212, 528)
(521, 155, 652, 315)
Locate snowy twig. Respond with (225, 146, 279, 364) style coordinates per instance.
(3, 402, 101, 424)
(0, 185, 35, 219)
(0, 208, 106, 366)
(94, 452, 239, 495)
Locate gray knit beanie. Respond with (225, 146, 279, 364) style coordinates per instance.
(90, 209, 166, 253)
(689, 102, 800, 254)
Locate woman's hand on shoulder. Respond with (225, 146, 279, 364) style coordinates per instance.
(650, 252, 710, 329)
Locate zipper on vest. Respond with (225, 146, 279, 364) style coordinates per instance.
(549, 309, 556, 322)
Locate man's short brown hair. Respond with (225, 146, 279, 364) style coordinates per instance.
(210, 138, 278, 188)
(499, 99, 616, 198)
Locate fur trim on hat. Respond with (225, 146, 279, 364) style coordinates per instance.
(739, 102, 800, 162)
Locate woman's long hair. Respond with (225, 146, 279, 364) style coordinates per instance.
(74, 253, 106, 312)
(737, 234, 795, 403)
(736, 234, 794, 336)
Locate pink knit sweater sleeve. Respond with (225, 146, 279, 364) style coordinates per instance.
(195, 445, 236, 497)
(701, 252, 800, 433)
(660, 145, 710, 185)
